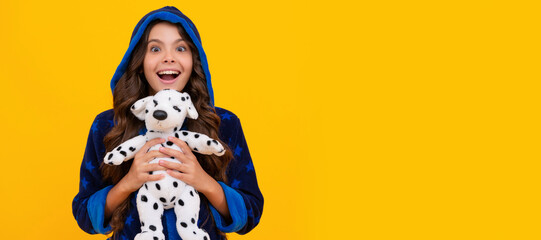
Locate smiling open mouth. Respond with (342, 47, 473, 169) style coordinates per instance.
(157, 70, 180, 80)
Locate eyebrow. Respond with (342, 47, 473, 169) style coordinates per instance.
(148, 38, 184, 44)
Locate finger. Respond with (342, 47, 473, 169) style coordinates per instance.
(146, 173, 165, 182)
(142, 151, 170, 163)
(167, 136, 194, 157)
(166, 169, 186, 181)
(158, 146, 187, 161)
(144, 163, 168, 172)
(158, 160, 188, 173)
(136, 150, 162, 164)
(137, 138, 165, 157)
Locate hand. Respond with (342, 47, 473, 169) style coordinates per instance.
(118, 138, 169, 193)
(158, 136, 216, 193)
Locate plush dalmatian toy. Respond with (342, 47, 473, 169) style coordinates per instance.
(104, 89, 225, 240)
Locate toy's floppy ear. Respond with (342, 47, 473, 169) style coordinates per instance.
(131, 96, 153, 121)
(182, 92, 198, 119)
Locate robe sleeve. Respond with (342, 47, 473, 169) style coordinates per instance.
(210, 115, 264, 234)
(72, 112, 114, 234)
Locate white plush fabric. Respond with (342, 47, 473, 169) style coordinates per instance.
(104, 89, 225, 240)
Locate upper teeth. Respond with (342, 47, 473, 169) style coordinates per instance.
(158, 70, 179, 75)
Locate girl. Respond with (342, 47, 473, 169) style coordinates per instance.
(72, 6, 264, 240)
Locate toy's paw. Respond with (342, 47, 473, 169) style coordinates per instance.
(103, 151, 125, 165)
(207, 139, 226, 156)
(178, 228, 209, 240)
(195, 230, 210, 240)
(134, 231, 164, 240)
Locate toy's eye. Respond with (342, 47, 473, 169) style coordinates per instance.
(173, 106, 181, 112)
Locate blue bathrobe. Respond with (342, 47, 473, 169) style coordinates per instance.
(72, 6, 263, 240)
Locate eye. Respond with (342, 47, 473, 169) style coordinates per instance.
(177, 46, 187, 52)
(150, 46, 160, 52)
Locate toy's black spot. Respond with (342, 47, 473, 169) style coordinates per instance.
(149, 171, 153, 175)
(185, 141, 189, 146)
(149, 225, 156, 231)
(153, 203, 158, 210)
(194, 134, 199, 138)
(174, 127, 177, 131)
(181, 97, 185, 101)
(129, 147, 136, 152)
(186, 96, 189, 99)
(149, 130, 155, 132)
(160, 197, 166, 203)
(173, 106, 181, 112)
(141, 195, 148, 202)
(191, 218, 195, 224)
(141, 221, 144, 226)
(207, 140, 211, 146)
(175, 133, 179, 138)
(180, 222, 187, 228)
(153, 100, 158, 107)
(169, 97, 171, 101)
(144, 183, 148, 190)
(178, 199, 184, 206)
(131, 105, 135, 109)
(116, 146, 122, 151)
(204, 236, 208, 240)
(154, 237, 158, 240)
(170, 196, 176, 202)
(171, 156, 175, 159)
(193, 231, 196, 235)
(194, 147, 198, 151)
(155, 183, 161, 190)
(161, 143, 165, 147)
(108, 153, 113, 160)
(173, 181, 178, 187)
(145, 109, 148, 113)
(120, 151, 127, 157)
(212, 140, 218, 144)
(182, 131, 188, 136)
(190, 191, 194, 196)
(166, 141, 174, 146)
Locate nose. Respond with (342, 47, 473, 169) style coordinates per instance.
(163, 52, 175, 63)
(153, 110, 168, 120)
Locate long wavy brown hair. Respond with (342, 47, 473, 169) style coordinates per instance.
(100, 20, 233, 237)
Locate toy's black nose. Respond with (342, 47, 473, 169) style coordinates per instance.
(153, 110, 167, 120)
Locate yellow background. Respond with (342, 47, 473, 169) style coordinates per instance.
(0, 0, 539, 239)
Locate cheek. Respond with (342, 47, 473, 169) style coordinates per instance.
(143, 58, 155, 77)
(181, 54, 194, 71)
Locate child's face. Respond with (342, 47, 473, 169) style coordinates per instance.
(143, 22, 193, 94)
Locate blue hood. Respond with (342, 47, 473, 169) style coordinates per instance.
(110, 6, 214, 106)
